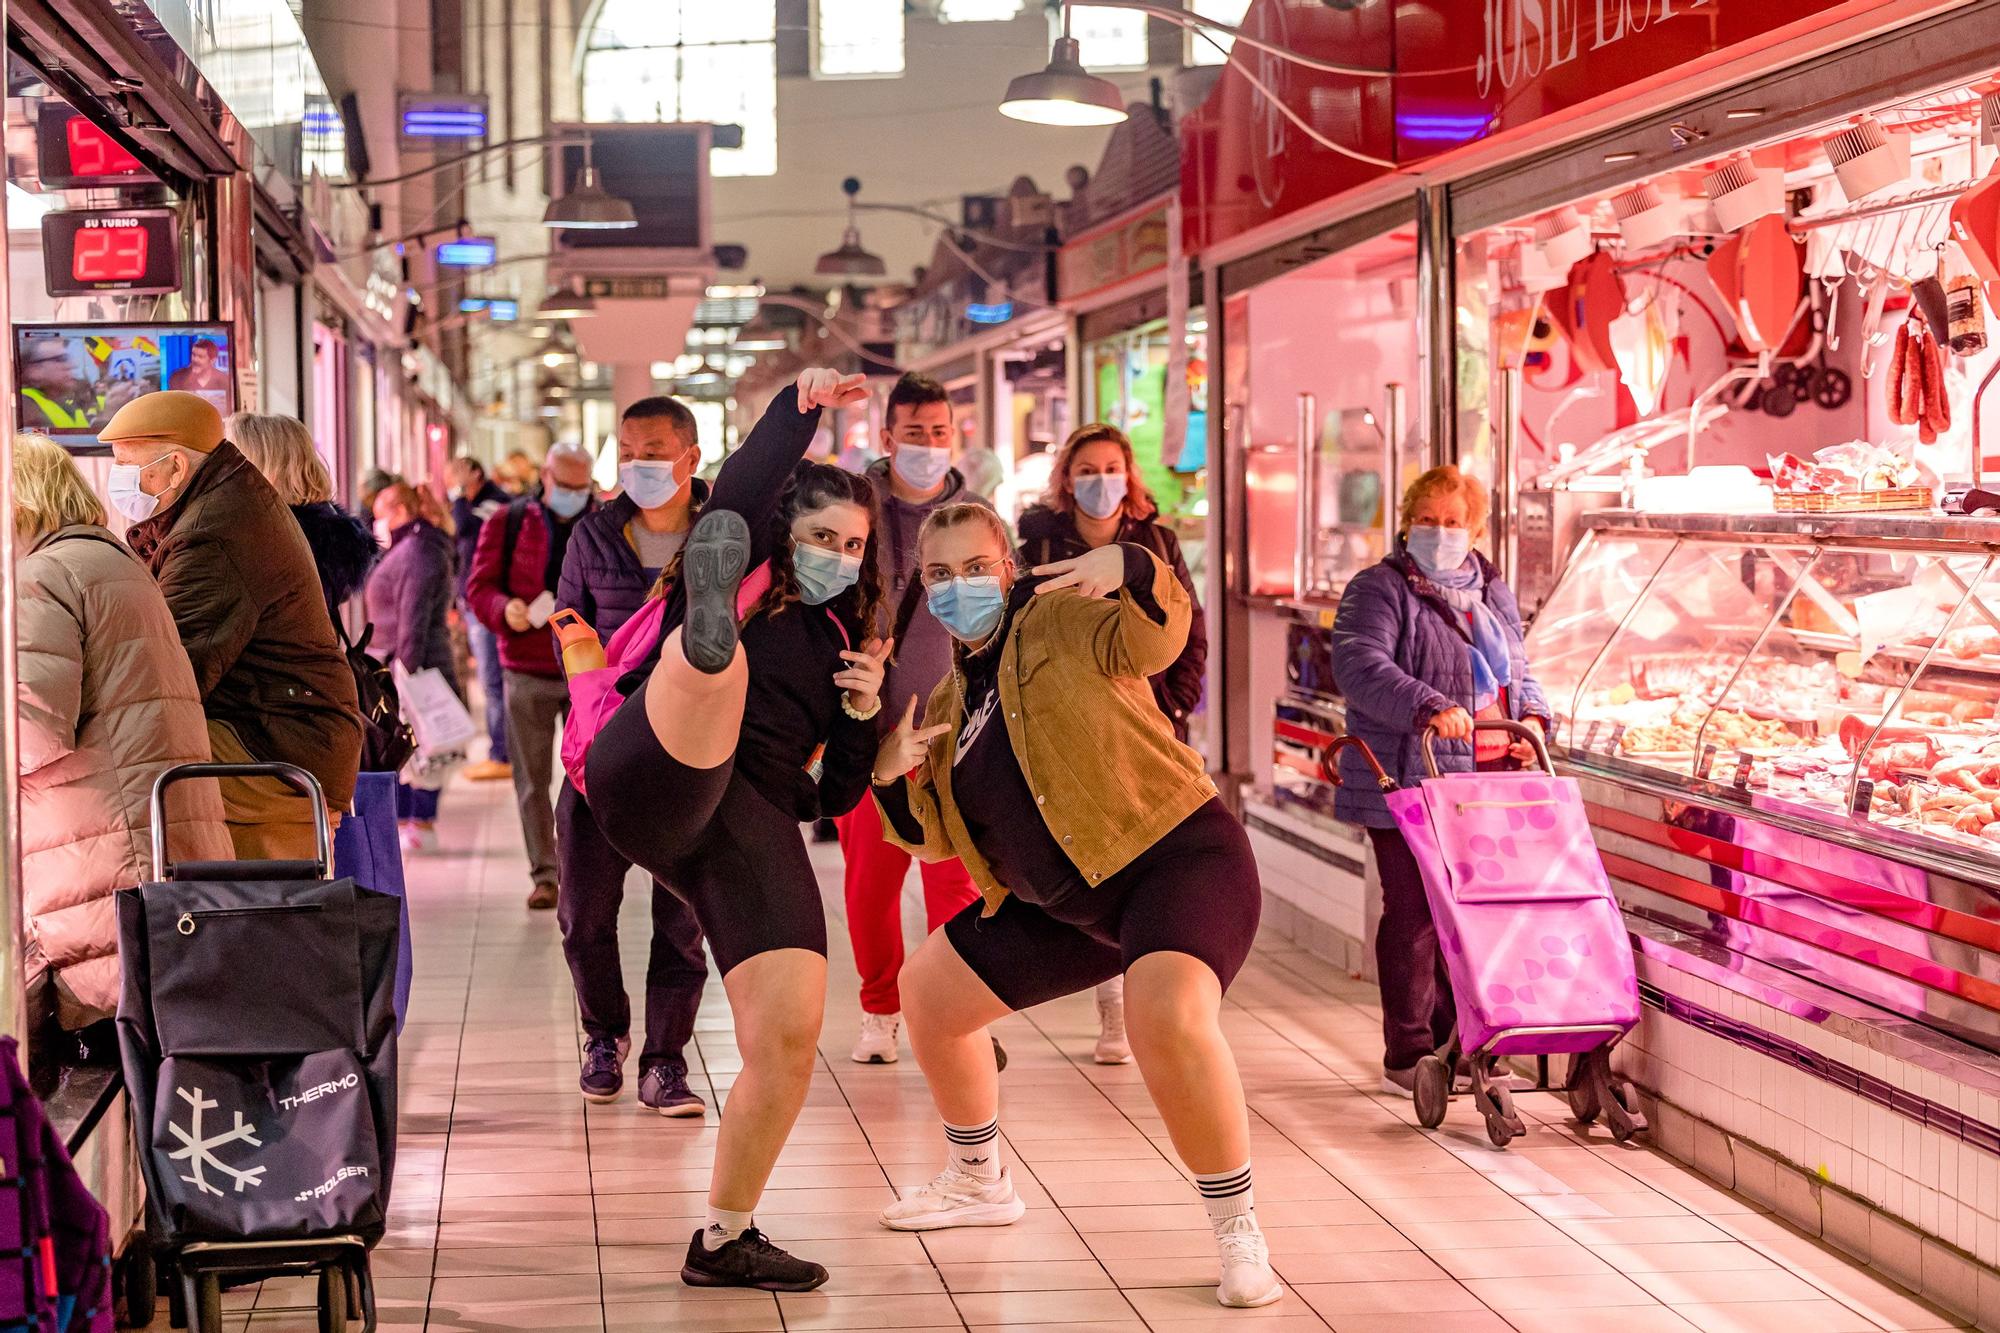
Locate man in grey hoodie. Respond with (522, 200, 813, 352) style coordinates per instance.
(838, 373, 993, 1065)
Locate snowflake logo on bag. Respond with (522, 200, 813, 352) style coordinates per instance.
(169, 1085, 266, 1196)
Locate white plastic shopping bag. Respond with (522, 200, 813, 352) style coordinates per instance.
(392, 663, 477, 755)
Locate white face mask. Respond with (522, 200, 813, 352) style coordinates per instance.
(107, 453, 176, 523)
(892, 444, 952, 492)
(619, 460, 683, 510)
(373, 518, 393, 547)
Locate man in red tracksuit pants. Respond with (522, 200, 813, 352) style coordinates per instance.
(840, 373, 992, 1064)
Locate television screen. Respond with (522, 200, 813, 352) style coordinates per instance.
(16, 323, 235, 451)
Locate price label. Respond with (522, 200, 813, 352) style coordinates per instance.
(1696, 744, 1719, 779)
(1850, 778, 1876, 819)
(1733, 751, 1753, 791)
(1584, 720, 1604, 752)
(1609, 723, 1627, 754)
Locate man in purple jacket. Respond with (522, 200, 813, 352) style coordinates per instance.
(467, 443, 596, 910)
(554, 397, 711, 1113)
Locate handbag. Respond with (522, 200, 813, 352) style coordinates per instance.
(337, 618, 416, 775)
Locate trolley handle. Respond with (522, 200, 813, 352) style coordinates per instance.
(150, 763, 332, 880)
(1420, 718, 1555, 779)
(1320, 735, 1398, 791)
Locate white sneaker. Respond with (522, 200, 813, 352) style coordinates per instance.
(850, 1011, 901, 1064)
(1214, 1214, 1282, 1308)
(1094, 980, 1132, 1065)
(879, 1165, 1027, 1232)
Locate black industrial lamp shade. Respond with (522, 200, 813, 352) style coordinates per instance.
(1000, 37, 1128, 126)
(542, 167, 639, 230)
(815, 226, 887, 278)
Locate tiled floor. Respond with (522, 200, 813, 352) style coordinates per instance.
(222, 775, 1976, 1332)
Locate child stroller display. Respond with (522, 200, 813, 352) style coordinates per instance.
(1328, 722, 1646, 1148)
(115, 764, 402, 1332)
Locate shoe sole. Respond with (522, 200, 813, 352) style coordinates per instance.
(1095, 1051, 1133, 1065)
(580, 1088, 621, 1105)
(879, 1197, 1027, 1232)
(648, 1101, 707, 1118)
(850, 1051, 898, 1064)
(682, 510, 751, 675)
(1378, 1077, 1416, 1099)
(680, 1266, 828, 1293)
(1218, 1279, 1284, 1309)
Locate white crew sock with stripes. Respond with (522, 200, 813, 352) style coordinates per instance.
(1195, 1163, 1257, 1231)
(705, 1204, 754, 1243)
(944, 1118, 1003, 1182)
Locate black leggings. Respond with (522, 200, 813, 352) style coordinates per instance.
(587, 689, 827, 977)
(944, 799, 1260, 1012)
(1368, 825, 1455, 1071)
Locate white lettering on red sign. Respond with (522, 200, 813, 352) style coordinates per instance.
(1477, 0, 1694, 98)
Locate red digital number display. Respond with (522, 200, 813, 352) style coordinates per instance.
(63, 117, 144, 179)
(71, 227, 150, 282)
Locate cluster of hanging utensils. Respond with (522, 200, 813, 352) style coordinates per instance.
(1504, 83, 2000, 506)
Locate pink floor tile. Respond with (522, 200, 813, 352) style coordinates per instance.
(1627, 1268, 1829, 1305)
(950, 1288, 1139, 1324)
(1666, 1300, 1884, 1332)
(1459, 1272, 1653, 1310)
(1585, 1241, 1779, 1273)
(1292, 1279, 1483, 1318)
(1498, 1308, 1697, 1333)
(938, 1261, 1117, 1292)
(1426, 1246, 1612, 1280)
(1268, 1251, 1449, 1284)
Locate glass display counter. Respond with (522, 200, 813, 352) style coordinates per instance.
(1530, 510, 2000, 874)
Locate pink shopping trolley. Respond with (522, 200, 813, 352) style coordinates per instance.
(1328, 720, 1646, 1148)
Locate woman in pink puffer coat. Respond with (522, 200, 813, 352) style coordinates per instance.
(14, 433, 230, 1031)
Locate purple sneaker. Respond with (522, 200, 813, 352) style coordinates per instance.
(580, 1035, 626, 1104)
(640, 1064, 707, 1118)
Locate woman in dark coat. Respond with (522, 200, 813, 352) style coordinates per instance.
(365, 482, 459, 847)
(1331, 465, 1552, 1097)
(1015, 422, 1207, 1067)
(230, 413, 379, 613)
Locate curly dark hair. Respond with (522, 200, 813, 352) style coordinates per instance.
(743, 460, 884, 636)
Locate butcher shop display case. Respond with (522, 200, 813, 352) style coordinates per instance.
(1529, 509, 2000, 873)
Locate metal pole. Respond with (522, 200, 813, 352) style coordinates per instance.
(1495, 365, 1521, 580)
(0, 0, 25, 1045)
(1416, 185, 1455, 470)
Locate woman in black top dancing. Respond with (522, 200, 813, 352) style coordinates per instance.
(587, 368, 884, 1291)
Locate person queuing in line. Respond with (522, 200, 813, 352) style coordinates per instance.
(496, 448, 540, 497)
(841, 373, 995, 1067)
(447, 455, 516, 783)
(366, 482, 461, 852)
(231, 413, 379, 621)
(555, 397, 712, 1117)
(586, 368, 877, 1292)
(1330, 465, 1552, 1097)
(356, 469, 398, 522)
(1016, 423, 1209, 1067)
(106, 392, 363, 861)
(467, 443, 598, 910)
(865, 504, 1280, 1312)
(14, 433, 231, 1048)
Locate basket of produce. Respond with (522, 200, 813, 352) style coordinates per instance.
(1769, 443, 1937, 514)
(1774, 486, 1935, 513)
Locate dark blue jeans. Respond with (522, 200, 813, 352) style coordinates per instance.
(556, 780, 708, 1071)
(395, 784, 440, 822)
(466, 615, 509, 765)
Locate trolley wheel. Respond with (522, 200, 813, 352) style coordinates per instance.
(1413, 1056, 1450, 1129)
(1605, 1080, 1647, 1143)
(318, 1265, 348, 1333)
(1815, 368, 1853, 409)
(1566, 1058, 1602, 1127)
(1762, 385, 1798, 418)
(116, 1235, 159, 1328)
(1485, 1082, 1525, 1148)
(181, 1272, 221, 1333)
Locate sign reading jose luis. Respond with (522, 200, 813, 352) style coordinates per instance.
(1179, 0, 1878, 257)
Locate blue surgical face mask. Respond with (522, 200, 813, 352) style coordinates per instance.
(793, 541, 863, 605)
(927, 575, 1007, 643)
(1073, 472, 1127, 520)
(1405, 524, 1472, 577)
(619, 460, 682, 510)
(545, 485, 589, 519)
(892, 444, 952, 492)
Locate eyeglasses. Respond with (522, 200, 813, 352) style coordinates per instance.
(921, 557, 1009, 589)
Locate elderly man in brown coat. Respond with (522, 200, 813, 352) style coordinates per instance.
(104, 391, 363, 861)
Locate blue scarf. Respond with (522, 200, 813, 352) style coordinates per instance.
(1422, 558, 1512, 713)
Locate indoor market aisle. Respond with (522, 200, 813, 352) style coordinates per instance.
(224, 774, 1975, 1333)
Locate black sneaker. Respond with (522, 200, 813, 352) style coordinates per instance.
(640, 1064, 707, 1118)
(681, 509, 751, 675)
(579, 1035, 625, 1104)
(681, 1226, 828, 1292)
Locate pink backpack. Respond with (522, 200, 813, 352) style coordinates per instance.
(559, 562, 849, 796)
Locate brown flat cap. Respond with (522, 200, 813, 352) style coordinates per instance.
(99, 390, 225, 453)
